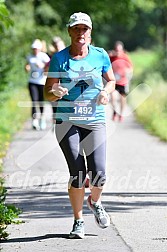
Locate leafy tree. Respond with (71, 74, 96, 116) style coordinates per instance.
(0, 0, 13, 33)
(1, 0, 166, 92)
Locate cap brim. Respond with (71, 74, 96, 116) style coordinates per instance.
(67, 21, 92, 29)
(32, 47, 40, 49)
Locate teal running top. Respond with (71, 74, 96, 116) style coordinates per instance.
(48, 45, 112, 124)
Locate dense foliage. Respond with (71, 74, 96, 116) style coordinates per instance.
(0, 0, 166, 92)
(0, 0, 166, 93)
(0, 0, 13, 32)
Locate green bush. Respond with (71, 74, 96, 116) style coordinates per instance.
(0, 177, 22, 240)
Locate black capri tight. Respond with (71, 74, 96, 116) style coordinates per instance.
(28, 82, 44, 118)
(55, 121, 106, 188)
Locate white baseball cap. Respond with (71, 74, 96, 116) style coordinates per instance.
(31, 39, 42, 50)
(67, 12, 92, 29)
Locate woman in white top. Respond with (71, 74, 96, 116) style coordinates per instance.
(25, 39, 50, 130)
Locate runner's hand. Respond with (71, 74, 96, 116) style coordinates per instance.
(49, 84, 69, 98)
(96, 90, 109, 105)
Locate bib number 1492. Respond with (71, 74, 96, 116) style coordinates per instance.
(69, 100, 96, 120)
(74, 106, 93, 115)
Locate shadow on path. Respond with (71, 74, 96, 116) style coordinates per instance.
(1, 233, 98, 243)
(6, 187, 167, 219)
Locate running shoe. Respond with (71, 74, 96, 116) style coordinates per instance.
(69, 219, 85, 239)
(32, 119, 40, 131)
(87, 195, 110, 229)
(40, 118, 47, 130)
(112, 111, 117, 121)
(119, 115, 124, 122)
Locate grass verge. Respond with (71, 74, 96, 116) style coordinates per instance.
(129, 49, 167, 141)
(0, 177, 23, 240)
(0, 87, 30, 240)
(0, 88, 30, 167)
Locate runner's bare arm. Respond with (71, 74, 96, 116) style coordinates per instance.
(102, 68, 116, 94)
(44, 77, 60, 101)
(97, 69, 116, 105)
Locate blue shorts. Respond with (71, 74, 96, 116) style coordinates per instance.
(55, 122, 107, 188)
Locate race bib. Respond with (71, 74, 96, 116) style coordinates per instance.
(69, 100, 96, 121)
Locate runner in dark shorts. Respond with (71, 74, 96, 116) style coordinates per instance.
(109, 41, 133, 122)
(115, 83, 129, 95)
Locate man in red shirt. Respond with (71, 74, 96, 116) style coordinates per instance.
(109, 41, 133, 121)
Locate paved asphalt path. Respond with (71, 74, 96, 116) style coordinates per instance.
(1, 103, 167, 252)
